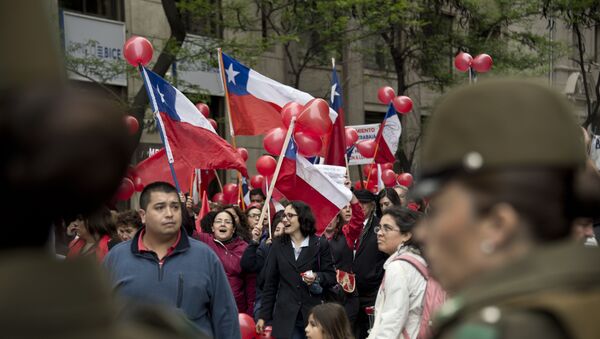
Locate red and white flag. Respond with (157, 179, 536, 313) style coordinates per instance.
(375, 104, 402, 163)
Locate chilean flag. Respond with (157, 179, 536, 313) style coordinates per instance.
(375, 104, 402, 163)
(220, 52, 337, 136)
(275, 138, 352, 234)
(324, 61, 347, 166)
(141, 67, 247, 177)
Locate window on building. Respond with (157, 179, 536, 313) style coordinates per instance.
(363, 35, 393, 71)
(180, 0, 222, 38)
(59, 0, 124, 21)
(365, 110, 386, 124)
(420, 13, 454, 76)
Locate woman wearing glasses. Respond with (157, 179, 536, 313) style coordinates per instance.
(368, 206, 427, 339)
(195, 210, 256, 316)
(257, 201, 336, 339)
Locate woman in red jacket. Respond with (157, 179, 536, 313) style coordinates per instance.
(195, 210, 256, 315)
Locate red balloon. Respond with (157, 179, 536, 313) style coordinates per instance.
(256, 155, 277, 177)
(212, 192, 227, 205)
(125, 165, 137, 181)
(281, 102, 304, 128)
(369, 167, 379, 179)
(237, 147, 249, 162)
(208, 118, 218, 130)
(116, 178, 135, 201)
(345, 127, 359, 148)
(133, 176, 144, 192)
(250, 175, 265, 190)
(454, 52, 473, 72)
(124, 116, 139, 135)
(239, 313, 256, 339)
(381, 162, 394, 171)
(294, 130, 323, 157)
(123, 36, 153, 67)
(354, 180, 367, 190)
(362, 163, 376, 177)
(381, 169, 396, 187)
(195, 103, 210, 118)
(356, 139, 377, 158)
(366, 180, 378, 193)
(397, 173, 414, 187)
(223, 183, 239, 204)
(392, 96, 413, 114)
(377, 86, 396, 104)
(263, 127, 286, 156)
(296, 99, 332, 136)
(472, 53, 493, 73)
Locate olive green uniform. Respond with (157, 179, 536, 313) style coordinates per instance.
(432, 243, 600, 339)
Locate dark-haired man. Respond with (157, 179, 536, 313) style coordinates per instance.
(104, 182, 241, 338)
(250, 188, 267, 206)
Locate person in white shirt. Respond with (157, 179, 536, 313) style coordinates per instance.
(368, 206, 426, 339)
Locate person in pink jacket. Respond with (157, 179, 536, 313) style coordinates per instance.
(194, 210, 256, 315)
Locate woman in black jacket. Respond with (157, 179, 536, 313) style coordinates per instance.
(257, 201, 336, 339)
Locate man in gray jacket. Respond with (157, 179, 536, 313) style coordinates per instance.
(105, 182, 241, 338)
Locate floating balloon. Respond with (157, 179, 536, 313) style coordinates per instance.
(381, 169, 396, 187)
(123, 36, 153, 67)
(356, 139, 377, 158)
(250, 175, 265, 190)
(362, 163, 376, 177)
(397, 173, 414, 187)
(212, 192, 227, 205)
(256, 155, 277, 177)
(237, 147, 249, 162)
(366, 180, 378, 193)
(124, 116, 139, 135)
(392, 96, 413, 114)
(116, 178, 135, 201)
(345, 127, 359, 148)
(195, 103, 210, 118)
(454, 52, 473, 72)
(381, 162, 394, 171)
(472, 53, 493, 73)
(281, 102, 304, 128)
(294, 130, 322, 157)
(354, 180, 367, 190)
(208, 118, 218, 130)
(263, 127, 286, 156)
(369, 167, 379, 179)
(239, 313, 256, 339)
(377, 86, 396, 104)
(296, 99, 332, 137)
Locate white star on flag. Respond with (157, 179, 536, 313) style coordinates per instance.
(156, 85, 166, 103)
(331, 83, 340, 103)
(226, 64, 239, 85)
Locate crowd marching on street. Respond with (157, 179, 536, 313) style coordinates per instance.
(3, 2, 600, 339)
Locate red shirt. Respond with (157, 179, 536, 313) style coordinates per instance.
(137, 228, 181, 265)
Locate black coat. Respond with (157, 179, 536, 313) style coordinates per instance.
(259, 235, 336, 339)
(351, 214, 388, 296)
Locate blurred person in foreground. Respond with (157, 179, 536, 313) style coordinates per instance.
(413, 79, 600, 339)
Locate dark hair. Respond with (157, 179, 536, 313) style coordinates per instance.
(309, 303, 355, 339)
(456, 168, 600, 242)
(115, 210, 142, 230)
(83, 206, 118, 241)
(200, 211, 218, 234)
(249, 188, 266, 200)
(381, 206, 423, 250)
(270, 210, 285, 238)
(224, 204, 252, 230)
(281, 201, 316, 242)
(139, 182, 178, 210)
(376, 188, 401, 217)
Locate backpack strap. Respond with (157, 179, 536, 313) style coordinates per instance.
(395, 254, 429, 280)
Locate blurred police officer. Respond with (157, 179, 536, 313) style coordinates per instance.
(414, 79, 600, 339)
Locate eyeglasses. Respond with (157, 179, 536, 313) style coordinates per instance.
(214, 219, 233, 225)
(248, 213, 261, 219)
(374, 224, 399, 234)
(283, 213, 298, 220)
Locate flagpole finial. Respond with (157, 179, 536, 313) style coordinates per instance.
(332, 58, 335, 68)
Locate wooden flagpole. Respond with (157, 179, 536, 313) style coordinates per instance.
(256, 117, 296, 237)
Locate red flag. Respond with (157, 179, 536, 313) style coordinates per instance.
(195, 190, 210, 234)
